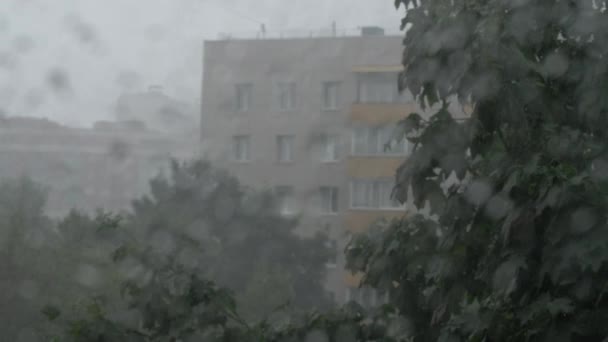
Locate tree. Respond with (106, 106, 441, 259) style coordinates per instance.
(48, 160, 333, 338)
(125, 160, 333, 317)
(344, 0, 608, 340)
(53, 1, 608, 340)
(0, 176, 60, 340)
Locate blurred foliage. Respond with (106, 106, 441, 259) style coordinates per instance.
(123, 160, 333, 316)
(44, 160, 333, 340)
(26, 0, 608, 340)
(343, 0, 608, 340)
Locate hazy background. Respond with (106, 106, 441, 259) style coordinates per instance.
(0, 0, 403, 126)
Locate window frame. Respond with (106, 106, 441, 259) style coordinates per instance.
(325, 239, 338, 268)
(349, 179, 405, 210)
(275, 185, 296, 216)
(351, 125, 409, 157)
(235, 83, 253, 112)
(276, 82, 297, 111)
(319, 186, 339, 215)
(276, 134, 295, 163)
(322, 81, 341, 111)
(320, 134, 339, 162)
(356, 72, 402, 104)
(231, 135, 251, 162)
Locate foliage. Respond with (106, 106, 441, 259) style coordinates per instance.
(48, 1, 608, 341)
(0, 176, 57, 339)
(342, 0, 608, 340)
(123, 160, 334, 317)
(47, 160, 334, 340)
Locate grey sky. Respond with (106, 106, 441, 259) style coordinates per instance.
(0, 0, 403, 126)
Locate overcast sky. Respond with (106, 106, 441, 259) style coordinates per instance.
(0, 0, 403, 126)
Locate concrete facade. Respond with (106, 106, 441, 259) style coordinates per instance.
(0, 116, 194, 217)
(201, 32, 421, 304)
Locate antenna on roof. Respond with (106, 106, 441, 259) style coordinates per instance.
(260, 24, 266, 38)
(214, 4, 266, 39)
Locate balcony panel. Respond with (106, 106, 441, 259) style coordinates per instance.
(343, 209, 405, 234)
(347, 157, 403, 179)
(350, 103, 416, 125)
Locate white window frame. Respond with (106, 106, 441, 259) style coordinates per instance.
(325, 239, 338, 268)
(322, 81, 340, 110)
(235, 83, 252, 112)
(275, 185, 296, 216)
(357, 72, 399, 104)
(320, 134, 339, 162)
(232, 135, 250, 162)
(351, 125, 409, 156)
(276, 135, 294, 163)
(276, 82, 297, 111)
(349, 179, 405, 210)
(319, 186, 339, 214)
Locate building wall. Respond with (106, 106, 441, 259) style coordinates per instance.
(201, 34, 443, 303)
(0, 118, 195, 217)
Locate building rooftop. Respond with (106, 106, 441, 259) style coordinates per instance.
(210, 26, 403, 42)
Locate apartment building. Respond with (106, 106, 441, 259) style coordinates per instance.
(201, 28, 423, 304)
(0, 116, 194, 216)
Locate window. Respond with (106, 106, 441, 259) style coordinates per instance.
(325, 239, 338, 267)
(320, 134, 339, 162)
(320, 186, 339, 214)
(357, 73, 400, 103)
(350, 179, 403, 209)
(235, 83, 252, 112)
(352, 125, 409, 156)
(232, 135, 250, 162)
(277, 135, 294, 162)
(322, 81, 340, 110)
(277, 82, 296, 110)
(275, 186, 296, 216)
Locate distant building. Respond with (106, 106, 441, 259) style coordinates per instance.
(0, 116, 194, 216)
(115, 85, 198, 137)
(201, 27, 438, 305)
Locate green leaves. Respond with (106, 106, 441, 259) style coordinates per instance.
(372, 0, 608, 340)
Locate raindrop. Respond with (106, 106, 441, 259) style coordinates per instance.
(0, 51, 17, 69)
(465, 179, 493, 206)
(184, 220, 211, 242)
(570, 207, 597, 235)
(12, 35, 34, 54)
(64, 14, 98, 45)
(148, 230, 176, 256)
(542, 52, 569, 77)
(75, 264, 101, 288)
(484, 194, 513, 220)
(591, 158, 608, 181)
(46, 68, 71, 92)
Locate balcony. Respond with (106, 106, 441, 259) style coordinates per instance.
(343, 209, 405, 234)
(350, 103, 416, 125)
(347, 157, 403, 178)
